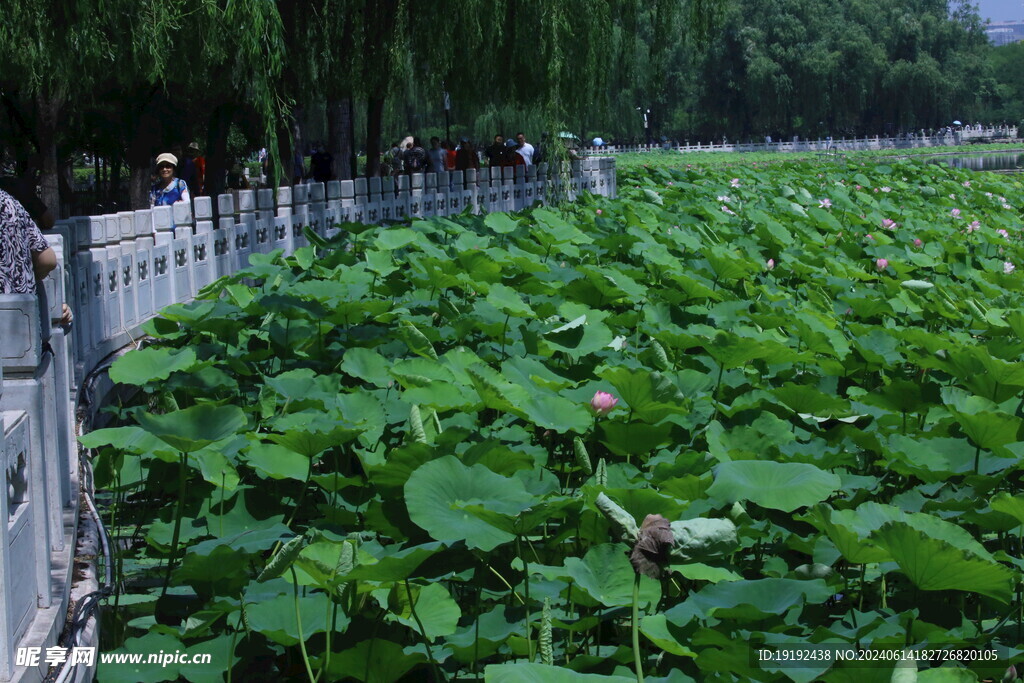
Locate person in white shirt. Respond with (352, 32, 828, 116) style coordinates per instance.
(515, 132, 535, 166)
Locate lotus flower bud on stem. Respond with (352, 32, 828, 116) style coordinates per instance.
(590, 391, 618, 415)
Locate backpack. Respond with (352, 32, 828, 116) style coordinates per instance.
(406, 147, 426, 172)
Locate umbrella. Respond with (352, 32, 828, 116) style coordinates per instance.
(952, 120, 962, 126)
(400, 136, 414, 149)
(592, 137, 605, 146)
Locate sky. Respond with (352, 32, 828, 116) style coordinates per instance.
(974, 0, 1023, 21)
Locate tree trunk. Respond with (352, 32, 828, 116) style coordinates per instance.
(109, 156, 123, 208)
(365, 96, 385, 178)
(34, 91, 61, 218)
(328, 98, 355, 181)
(128, 166, 150, 210)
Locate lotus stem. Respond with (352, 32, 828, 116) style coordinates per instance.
(161, 451, 189, 598)
(291, 567, 316, 683)
(404, 578, 445, 681)
(632, 572, 644, 683)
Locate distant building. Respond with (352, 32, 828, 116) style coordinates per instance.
(985, 21, 1024, 46)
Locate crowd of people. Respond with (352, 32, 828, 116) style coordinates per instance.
(382, 132, 547, 177)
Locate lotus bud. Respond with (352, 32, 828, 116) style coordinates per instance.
(875, 258, 888, 272)
(590, 391, 618, 415)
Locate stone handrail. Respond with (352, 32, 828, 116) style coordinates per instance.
(582, 127, 1020, 155)
(0, 157, 617, 682)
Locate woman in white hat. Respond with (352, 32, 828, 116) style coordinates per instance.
(150, 152, 191, 207)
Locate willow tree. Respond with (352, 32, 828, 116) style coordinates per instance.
(0, 0, 117, 211)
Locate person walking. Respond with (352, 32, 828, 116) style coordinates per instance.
(188, 142, 206, 196)
(149, 153, 190, 207)
(427, 137, 446, 173)
(444, 140, 457, 171)
(310, 144, 334, 183)
(485, 134, 506, 167)
(0, 188, 56, 295)
(515, 132, 535, 166)
(403, 137, 428, 175)
(454, 138, 479, 171)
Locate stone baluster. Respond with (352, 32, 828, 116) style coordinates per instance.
(423, 173, 437, 218)
(365, 177, 381, 226)
(380, 177, 395, 223)
(394, 176, 410, 221)
(291, 183, 309, 250)
(0, 295, 54, 609)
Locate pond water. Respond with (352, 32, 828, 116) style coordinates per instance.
(925, 151, 1024, 172)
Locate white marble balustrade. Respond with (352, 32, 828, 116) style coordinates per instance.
(0, 157, 616, 683)
(582, 126, 1020, 156)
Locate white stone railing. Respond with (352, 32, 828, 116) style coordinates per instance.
(0, 157, 616, 683)
(582, 126, 1020, 155)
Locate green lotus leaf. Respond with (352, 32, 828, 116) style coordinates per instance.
(374, 227, 421, 250)
(707, 461, 841, 512)
(484, 663, 633, 682)
(366, 249, 398, 276)
(562, 543, 661, 608)
(109, 346, 198, 386)
(870, 522, 1014, 602)
(78, 425, 179, 461)
(340, 542, 443, 582)
(405, 456, 534, 551)
(667, 578, 832, 624)
(340, 347, 392, 387)
(990, 492, 1024, 526)
(243, 441, 309, 480)
(484, 212, 519, 234)
(135, 404, 246, 453)
(386, 582, 461, 640)
(244, 591, 334, 646)
(323, 638, 426, 682)
(599, 367, 687, 423)
(487, 283, 535, 317)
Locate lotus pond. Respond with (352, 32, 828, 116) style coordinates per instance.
(85, 158, 1024, 682)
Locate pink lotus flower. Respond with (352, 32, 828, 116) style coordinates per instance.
(963, 181, 971, 188)
(967, 221, 980, 234)
(1005, 262, 1016, 275)
(590, 391, 619, 415)
(913, 238, 923, 248)
(721, 205, 735, 215)
(880, 187, 891, 193)
(998, 229, 1010, 239)
(1004, 203, 1013, 210)
(819, 198, 832, 209)
(875, 258, 888, 271)
(855, 185, 862, 190)
(866, 234, 874, 240)
(882, 219, 896, 230)
(951, 208, 961, 218)
(730, 178, 740, 188)
(767, 258, 775, 270)
(596, 209, 603, 215)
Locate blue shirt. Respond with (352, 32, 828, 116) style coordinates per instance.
(150, 178, 190, 207)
